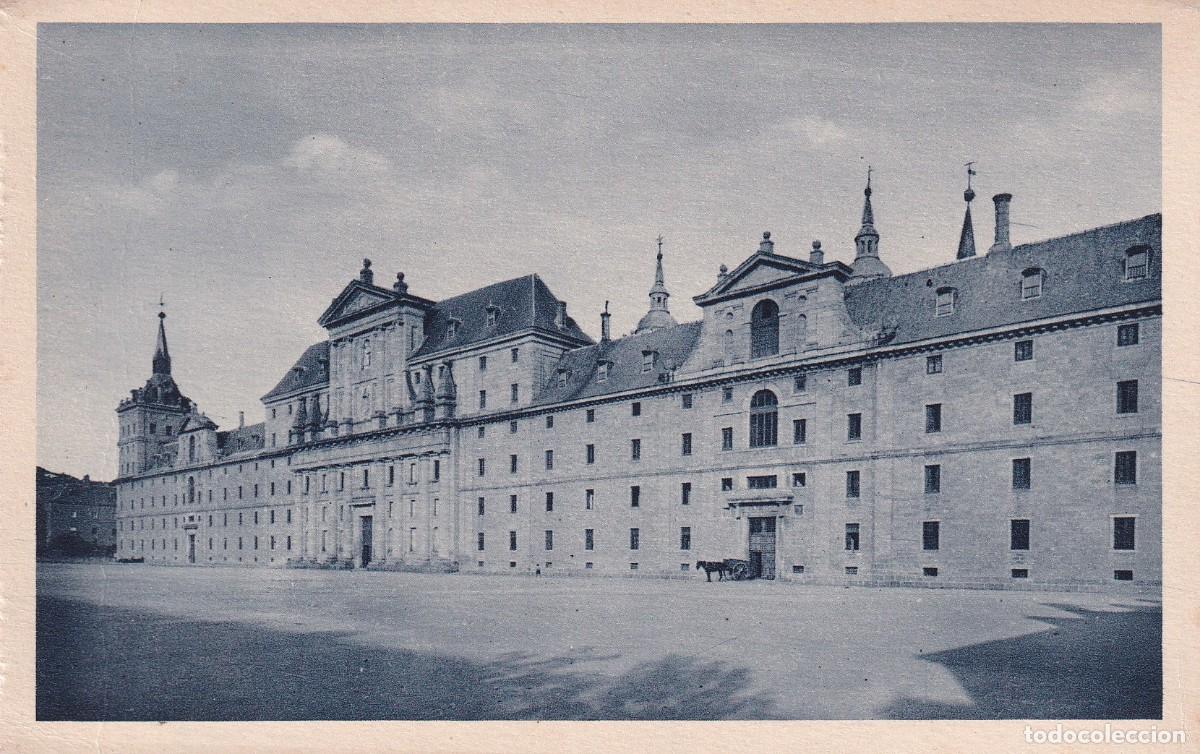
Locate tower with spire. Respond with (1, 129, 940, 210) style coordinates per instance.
(635, 235, 678, 333)
(956, 162, 978, 260)
(115, 300, 193, 478)
(848, 167, 893, 284)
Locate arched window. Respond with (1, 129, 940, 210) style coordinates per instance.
(1021, 268, 1045, 300)
(795, 313, 808, 349)
(723, 329, 734, 365)
(749, 389, 778, 448)
(187, 476, 195, 505)
(750, 300, 780, 359)
(361, 339, 371, 369)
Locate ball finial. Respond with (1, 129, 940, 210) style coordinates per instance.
(812, 240, 822, 249)
(762, 231, 771, 240)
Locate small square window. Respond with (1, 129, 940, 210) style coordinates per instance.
(848, 367, 862, 386)
(923, 567, 939, 577)
(721, 477, 733, 492)
(791, 472, 806, 488)
(1011, 568, 1029, 579)
(1014, 340, 1034, 362)
(1117, 323, 1140, 346)
(926, 355, 943, 374)
(793, 373, 807, 392)
(722, 387, 733, 403)
(792, 564, 805, 574)
(1113, 569, 1134, 581)
(845, 566, 858, 575)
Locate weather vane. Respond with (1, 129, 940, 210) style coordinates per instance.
(656, 235, 664, 256)
(965, 161, 977, 190)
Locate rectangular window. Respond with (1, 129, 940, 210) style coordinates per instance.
(477, 497, 485, 516)
(722, 387, 733, 402)
(1115, 451, 1138, 485)
(922, 521, 940, 551)
(511, 383, 519, 403)
(630, 528, 640, 550)
(477, 532, 485, 551)
(794, 373, 807, 392)
(791, 472, 806, 488)
(1012, 457, 1032, 490)
(1113, 516, 1136, 550)
(721, 477, 733, 492)
(1114, 569, 1133, 581)
(1013, 393, 1033, 425)
(1117, 323, 1140, 346)
(1117, 380, 1139, 414)
(1125, 249, 1149, 281)
(747, 475, 778, 489)
(1010, 519, 1030, 551)
(631, 401, 641, 417)
(545, 492, 554, 512)
(926, 354, 943, 374)
(680, 527, 691, 551)
(1014, 339, 1034, 362)
(846, 470, 861, 498)
(478, 458, 486, 477)
(923, 567, 939, 577)
(924, 464, 941, 494)
(681, 482, 691, 505)
(848, 367, 862, 386)
(721, 427, 733, 451)
(925, 403, 942, 433)
(585, 528, 594, 550)
(1011, 568, 1029, 579)
(433, 460, 440, 481)
(545, 414, 554, 429)
(509, 530, 517, 551)
(630, 485, 640, 507)
(479, 355, 487, 371)
(510, 495, 518, 513)
(935, 290, 955, 317)
(845, 523, 860, 551)
(586, 444, 595, 464)
(793, 419, 807, 445)
(511, 347, 519, 363)
(585, 488, 594, 510)
(631, 439, 641, 461)
(586, 408, 595, 423)
(682, 393, 693, 409)
(479, 390, 487, 409)
(545, 530, 553, 551)
(681, 433, 693, 456)
(847, 413, 862, 441)
(545, 449, 554, 470)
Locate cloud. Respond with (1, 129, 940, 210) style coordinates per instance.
(776, 115, 850, 146)
(1074, 71, 1158, 117)
(283, 133, 392, 174)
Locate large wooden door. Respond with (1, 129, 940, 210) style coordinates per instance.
(360, 516, 373, 567)
(748, 516, 776, 579)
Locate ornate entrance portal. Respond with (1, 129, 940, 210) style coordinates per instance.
(748, 516, 776, 579)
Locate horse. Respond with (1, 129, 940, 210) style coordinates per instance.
(695, 560, 727, 582)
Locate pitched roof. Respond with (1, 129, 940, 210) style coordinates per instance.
(262, 341, 330, 401)
(533, 321, 704, 406)
(217, 422, 266, 456)
(843, 213, 1161, 345)
(412, 274, 592, 359)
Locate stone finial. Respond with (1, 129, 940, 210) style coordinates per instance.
(393, 271, 408, 294)
(810, 240, 825, 265)
(360, 258, 374, 284)
(758, 231, 774, 254)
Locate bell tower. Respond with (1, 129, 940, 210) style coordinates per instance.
(116, 301, 192, 477)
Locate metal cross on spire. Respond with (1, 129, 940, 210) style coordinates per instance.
(158, 293, 166, 319)
(656, 234, 664, 258)
(965, 161, 977, 191)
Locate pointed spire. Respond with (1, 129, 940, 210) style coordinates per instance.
(636, 235, 677, 333)
(957, 162, 978, 260)
(152, 295, 171, 376)
(848, 167, 892, 284)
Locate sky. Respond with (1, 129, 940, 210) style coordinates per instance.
(36, 24, 1161, 480)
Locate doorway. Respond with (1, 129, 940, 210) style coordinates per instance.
(360, 515, 373, 567)
(187, 533, 196, 564)
(748, 516, 776, 579)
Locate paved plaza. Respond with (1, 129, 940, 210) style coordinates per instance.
(36, 564, 1161, 720)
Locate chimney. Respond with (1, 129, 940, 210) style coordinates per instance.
(810, 240, 824, 265)
(238, 411, 245, 428)
(758, 231, 774, 254)
(600, 301, 611, 343)
(555, 300, 567, 330)
(989, 193, 1013, 253)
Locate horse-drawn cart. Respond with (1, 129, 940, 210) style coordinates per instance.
(696, 558, 751, 581)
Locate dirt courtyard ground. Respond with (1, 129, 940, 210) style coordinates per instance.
(36, 563, 1161, 720)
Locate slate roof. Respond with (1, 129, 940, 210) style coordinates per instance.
(262, 341, 330, 401)
(533, 321, 704, 406)
(412, 274, 592, 359)
(217, 422, 266, 456)
(843, 214, 1161, 346)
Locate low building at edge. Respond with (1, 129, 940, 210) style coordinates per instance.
(113, 183, 1161, 590)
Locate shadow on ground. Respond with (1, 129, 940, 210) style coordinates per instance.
(880, 602, 1162, 720)
(37, 596, 776, 720)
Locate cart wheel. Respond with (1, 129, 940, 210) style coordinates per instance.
(732, 563, 749, 580)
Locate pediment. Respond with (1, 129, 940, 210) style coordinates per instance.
(695, 253, 818, 305)
(317, 281, 397, 328)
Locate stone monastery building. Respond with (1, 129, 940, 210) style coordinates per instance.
(114, 180, 1161, 589)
